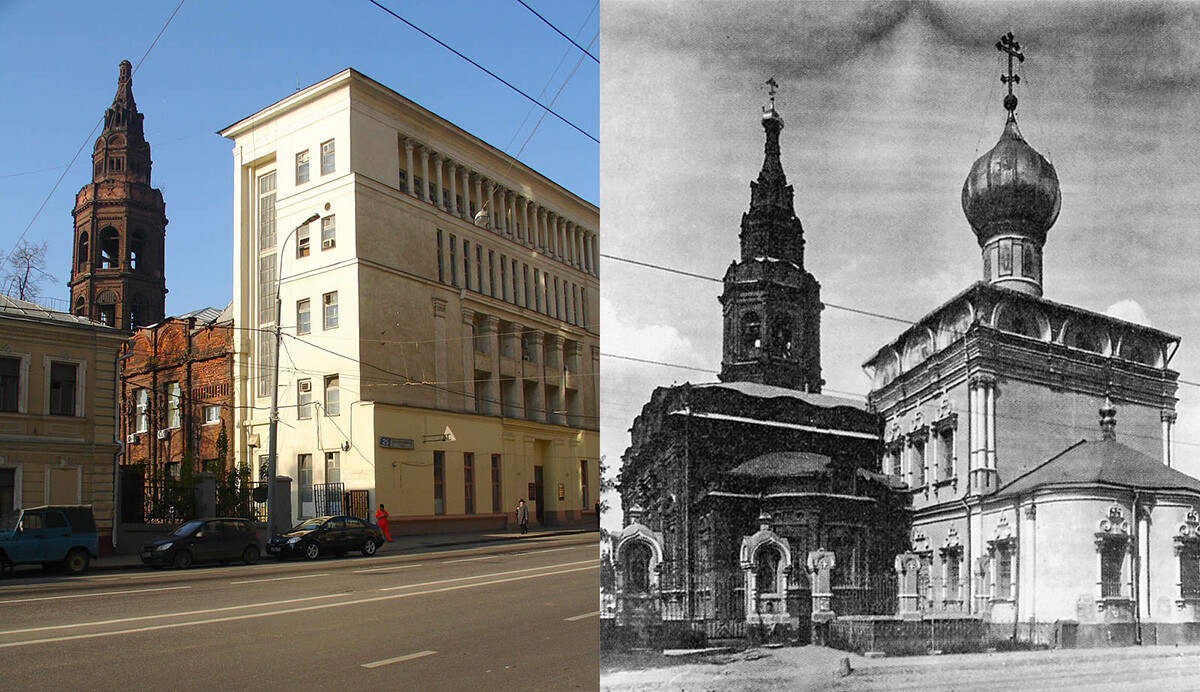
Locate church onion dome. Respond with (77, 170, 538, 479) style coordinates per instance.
(961, 115, 1061, 246)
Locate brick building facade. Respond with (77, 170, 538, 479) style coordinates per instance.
(119, 307, 235, 482)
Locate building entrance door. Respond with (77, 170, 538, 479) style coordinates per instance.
(533, 465, 545, 525)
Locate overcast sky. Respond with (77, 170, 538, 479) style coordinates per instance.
(0, 0, 598, 314)
(600, 0, 1200, 529)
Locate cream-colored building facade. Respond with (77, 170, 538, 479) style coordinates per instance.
(221, 69, 599, 533)
(0, 295, 127, 552)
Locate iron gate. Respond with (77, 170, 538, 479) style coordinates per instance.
(313, 482, 344, 516)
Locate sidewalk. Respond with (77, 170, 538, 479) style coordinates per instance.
(93, 526, 598, 572)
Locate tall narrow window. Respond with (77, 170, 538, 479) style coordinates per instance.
(554, 277, 561, 320)
(488, 250, 495, 297)
(491, 454, 502, 513)
(164, 381, 181, 428)
(76, 232, 89, 270)
(99, 227, 120, 269)
(581, 288, 588, 330)
(911, 438, 926, 487)
(296, 299, 311, 335)
(995, 547, 1014, 599)
(297, 379, 312, 419)
(130, 231, 145, 269)
(523, 264, 530, 308)
(323, 375, 340, 416)
(325, 451, 340, 485)
(298, 454, 313, 505)
(1181, 545, 1200, 600)
(296, 150, 310, 184)
(463, 239, 471, 291)
(321, 215, 336, 250)
(580, 459, 589, 509)
(323, 291, 338, 330)
(512, 260, 519, 306)
(534, 269, 541, 313)
(938, 426, 954, 479)
(501, 255, 509, 301)
(257, 172, 277, 250)
(450, 234, 458, 287)
(433, 451, 445, 515)
(256, 170, 278, 398)
(296, 224, 311, 258)
(48, 363, 77, 417)
(320, 139, 335, 175)
(1100, 541, 1125, 598)
(437, 230, 445, 283)
(464, 452, 475, 515)
(572, 284, 580, 326)
(398, 168, 407, 191)
(476, 246, 483, 294)
(0, 358, 18, 413)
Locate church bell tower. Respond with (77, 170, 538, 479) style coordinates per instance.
(719, 82, 823, 392)
(69, 60, 167, 329)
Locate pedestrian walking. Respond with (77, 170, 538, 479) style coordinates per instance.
(516, 499, 528, 535)
(375, 503, 392, 542)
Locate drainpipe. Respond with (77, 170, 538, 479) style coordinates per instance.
(1012, 498, 1020, 643)
(1132, 489, 1143, 645)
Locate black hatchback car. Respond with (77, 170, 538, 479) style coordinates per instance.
(141, 518, 261, 569)
(266, 516, 383, 560)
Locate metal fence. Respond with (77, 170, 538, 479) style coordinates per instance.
(832, 574, 898, 616)
(216, 481, 267, 522)
(313, 482, 344, 516)
(140, 479, 196, 525)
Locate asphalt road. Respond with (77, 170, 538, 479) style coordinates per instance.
(0, 534, 599, 691)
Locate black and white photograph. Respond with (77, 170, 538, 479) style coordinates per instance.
(599, 2, 1200, 689)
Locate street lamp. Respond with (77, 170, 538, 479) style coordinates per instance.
(265, 211, 321, 538)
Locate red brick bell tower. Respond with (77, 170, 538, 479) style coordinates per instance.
(69, 60, 167, 329)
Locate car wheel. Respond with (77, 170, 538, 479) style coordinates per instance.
(361, 538, 378, 556)
(304, 542, 320, 560)
(173, 550, 194, 570)
(242, 546, 260, 565)
(62, 549, 90, 576)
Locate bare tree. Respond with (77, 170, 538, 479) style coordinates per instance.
(2, 241, 55, 301)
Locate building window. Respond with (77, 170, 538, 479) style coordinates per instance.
(1181, 542, 1200, 600)
(500, 255, 508, 301)
(911, 437, 926, 487)
(938, 425, 954, 480)
(257, 171, 277, 250)
(554, 277, 561, 320)
(164, 381, 181, 428)
(580, 459, 589, 509)
(433, 451, 445, 515)
(437, 230, 445, 283)
(323, 291, 338, 330)
(134, 388, 148, 432)
(625, 542, 652, 593)
(1098, 536, 1128, 599)
(298, 454, 313, 505)
(297, 299, 311, 335)
(463, 239, 471, 291)
(203, 405, 220, 425)
(942, 549, 962, 602)
(0, 357, 18, 413)
(756, 545, 781, 593)
(464, 452, 475, 515)
(48, 362, 78, 417)
(130, 231, 145, 270)
(449, 234, 458, 287)
(321, 215, 336, 250)
(512, 260, 519, 306)
(476, 245, 484, 295)
(76, 232, 89, 269)
(414, 176, 424, 200)
(297, 379, 312, 419)
(442, 189, 450, 210)
(581, 288, 588, 330)
(257, 255, 278, 326)
(325, 451, 340, 485)
(887, 444, 902, 478)
(491, 454, 501, 513)
(994, 546, 1014, 600)
(523, 264, 530, 308)
(297, 224, 311, 258)
(488, 250, 495, 297)
(320, 139, 335, 175)
(296, 150, 310, 185)
(534, 269, 541, 312)
(398, 168, 407, 191)
(572, 284, 580, 326)
(428, 182, 437, 204)
(323, 375, 340, 416)
(99, 227, 120, 269)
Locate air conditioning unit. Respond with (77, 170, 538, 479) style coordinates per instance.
(126, 434, 138, 443)
(321, 238, 335, 250)
(157, 429, 168, 440)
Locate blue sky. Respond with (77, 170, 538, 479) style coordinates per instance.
(600, 1, 1200, 528)
(0, 0, 598, 314)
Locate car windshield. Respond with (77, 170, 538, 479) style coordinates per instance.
(291, 519, 325, 532)
(0, 510, 18, 532)
(172, 521, 205, 537)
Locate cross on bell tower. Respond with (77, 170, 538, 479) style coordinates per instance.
(996, 31, 1025, 114)
(68, 61, 168, 329)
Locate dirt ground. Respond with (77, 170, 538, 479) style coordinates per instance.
(601, 643, 1200, 691)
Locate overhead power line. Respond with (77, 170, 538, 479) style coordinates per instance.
(365, 0, 598, 144)
(516, 0, 599, 64)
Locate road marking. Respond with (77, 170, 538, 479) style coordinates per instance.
(0, 594, 343, 636)
(361, 650, 437, 668)
(0, 560, 597, 648)
(444, 555, 497, 564)
(516, 546, 580, 556)
(564, 610, 599, 622)
(230, 573, 328, 585)
(0, 586, 190, 605)
(354, 564, 423, 574)
(381, 559, 597, 592)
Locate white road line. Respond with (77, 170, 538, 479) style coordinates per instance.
(0, 594, 343, 636)
(564, 611, 599, 621)
(444, 555, 498, 564)
(0, 586, 190, 605)
(361, 650, 437, 668)
(353, 564, 423, 574)
(381, 559, 596, 592)
(516, 546, 581, 556)
(229, 573, 328, 585)
(0, 561, 598, 648)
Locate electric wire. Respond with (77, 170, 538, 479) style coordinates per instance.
(515, 0, 599, 64)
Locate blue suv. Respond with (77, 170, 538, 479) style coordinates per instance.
(0, 506, 100, 575)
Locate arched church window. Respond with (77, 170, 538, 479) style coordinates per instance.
(755, 544, 781, 593)
(624, 542, 652, 593)
(741, 312, 762, 353)
(774, 324, 793, 355)
(130, 231, 146, 270)
(77, 232, 89, 270)
(903, 330, 933, 370)
(995, 304, 1045, 340)
(99, 227, 120, 269)
(1063, 322, 1108, 354)
(73, 297, 85, 317)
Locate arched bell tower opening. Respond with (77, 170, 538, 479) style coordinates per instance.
(68, 60, 168, 329)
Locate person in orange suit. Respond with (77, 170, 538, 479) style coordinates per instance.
(375, 503, 392, 542)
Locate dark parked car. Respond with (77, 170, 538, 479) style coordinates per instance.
(0, 505, 99, 575)
(141, 518, 261, 569)
(266, 516, 383, 560)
